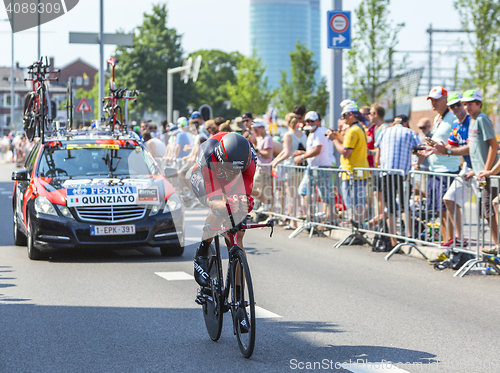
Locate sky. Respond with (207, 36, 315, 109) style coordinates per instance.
(0, 0, 470, 92)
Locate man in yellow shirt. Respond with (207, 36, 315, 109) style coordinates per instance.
(327, 104, 369, 223)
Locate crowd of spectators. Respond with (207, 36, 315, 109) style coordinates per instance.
(0, 132, 32, 166)
(134, 86, 498, 257)
(5, 85, 497, 257)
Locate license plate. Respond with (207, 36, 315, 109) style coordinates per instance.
(90, 225, 136, 236)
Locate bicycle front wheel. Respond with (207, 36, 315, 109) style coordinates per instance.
(202, 244, 223, 341)
(230, 247, 256, 358)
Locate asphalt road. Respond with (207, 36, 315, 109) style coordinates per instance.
(0, 161, 499, 373)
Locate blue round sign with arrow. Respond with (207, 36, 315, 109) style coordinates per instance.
(327, 11, 351, 49)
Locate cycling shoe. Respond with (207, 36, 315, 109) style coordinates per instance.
(194, 256, 210, 287)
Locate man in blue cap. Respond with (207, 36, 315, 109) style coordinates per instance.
(191, 111, 208, 138)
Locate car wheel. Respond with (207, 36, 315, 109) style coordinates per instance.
(160, 245, 184, 257)
(27, 215, 45, 260)
(13, 208, 27, 246)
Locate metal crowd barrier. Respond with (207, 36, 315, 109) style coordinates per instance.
(258, 163, 499, 277)
(268, 163, 309, 231)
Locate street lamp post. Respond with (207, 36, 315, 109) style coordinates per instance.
(0, 15, 13, 134)
(9, 0, 15, 134)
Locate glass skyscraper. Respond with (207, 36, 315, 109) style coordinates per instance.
(250, 0, 321, 90)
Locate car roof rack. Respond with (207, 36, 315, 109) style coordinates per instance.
(42, 128, 142, 143)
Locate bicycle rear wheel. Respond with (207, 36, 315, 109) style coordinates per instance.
(230, 247, 256, 358)
(23, 93, 36, 141)
(202, 243, 223, 341)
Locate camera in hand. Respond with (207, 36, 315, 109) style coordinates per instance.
(412, 145, 425, 154)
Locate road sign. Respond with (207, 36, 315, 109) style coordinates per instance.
(69, 32, 134, 46)
(75, 98, 93, 113)
(327, 11, 351, 49)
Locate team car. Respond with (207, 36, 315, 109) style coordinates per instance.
(12, 131, 184, 260)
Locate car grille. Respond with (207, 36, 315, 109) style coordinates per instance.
(75, 205, 147, 223)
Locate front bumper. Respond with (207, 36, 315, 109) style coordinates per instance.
(31, 208, 184, 252)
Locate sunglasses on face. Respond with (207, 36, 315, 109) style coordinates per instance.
(449, 102, 462, 109)
(242, 118, 251, 122)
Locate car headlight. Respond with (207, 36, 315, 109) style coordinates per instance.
(34, 196, 58, 216)
(149, 204, 160, 216)
(163, 193, 182, 213)
(56, 205, 74, 219)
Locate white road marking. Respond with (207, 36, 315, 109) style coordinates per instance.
(1, 191, 11, 195)
(341, 362, 411, 373)
(113, 249, 144, 256)
(155, 271, 194, 281)
(185, 209, 208, 215)
(185, 237, 200, 242)
(154, 272, 282, 319)
(0, 188, 5, 190)
(255, 306, 281, 318)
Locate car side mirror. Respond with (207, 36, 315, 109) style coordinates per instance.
(163, 166, 178, 178)
(12, 169, 29, 181)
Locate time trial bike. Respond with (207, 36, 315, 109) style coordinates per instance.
(103, 57, 139, 132)
(196, 213, 274, 358)
(23, 57, 59, 142)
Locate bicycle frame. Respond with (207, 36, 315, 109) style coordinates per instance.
(103, 57, 138, 133)
(206, 219, 274, 309)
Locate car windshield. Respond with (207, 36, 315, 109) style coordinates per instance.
(37, 145, 160, 178)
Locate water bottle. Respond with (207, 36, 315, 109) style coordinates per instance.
(485, 254, 500, 265)
(480, 267, 497, 275)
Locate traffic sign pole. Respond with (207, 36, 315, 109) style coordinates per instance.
(329, 0, 345, 166)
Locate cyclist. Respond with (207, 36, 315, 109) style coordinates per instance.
(190, 132, 257, 288)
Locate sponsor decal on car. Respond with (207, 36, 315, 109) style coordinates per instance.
(67, 186, 138, 207)
(138, 187, 159, 204)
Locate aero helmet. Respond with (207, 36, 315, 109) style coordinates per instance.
(214, 133, 252, 172)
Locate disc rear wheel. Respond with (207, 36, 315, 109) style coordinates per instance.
(202, 245, 223, 341)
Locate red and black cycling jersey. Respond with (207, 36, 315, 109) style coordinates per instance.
(190, 131, 257, 205)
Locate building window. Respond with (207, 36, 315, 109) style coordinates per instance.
(76, 76, 83, 86)
(83, 76, 90, 86)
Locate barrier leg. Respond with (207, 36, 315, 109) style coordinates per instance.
(384, 242, 429, 261)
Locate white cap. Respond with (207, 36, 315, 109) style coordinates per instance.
(304, 111, 319, 121)
(427, 86, 448, 100)
(341, 104, 358, 115)
(340, 99, 356, 108)
(177, 117, 188, 127)
(251, 118, 266, 128)
(461, 90, 483, 102)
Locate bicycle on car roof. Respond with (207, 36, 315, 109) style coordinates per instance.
(23, 56, 60, 143)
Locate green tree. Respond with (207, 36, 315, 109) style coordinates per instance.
(454, 0, 500, 111)
(188, 49, 243, 118)
(113, 4, 190, 119)
(226, 54, 275, 116)
(276, 42, 329, 117)
(346, 0, 403, 106)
